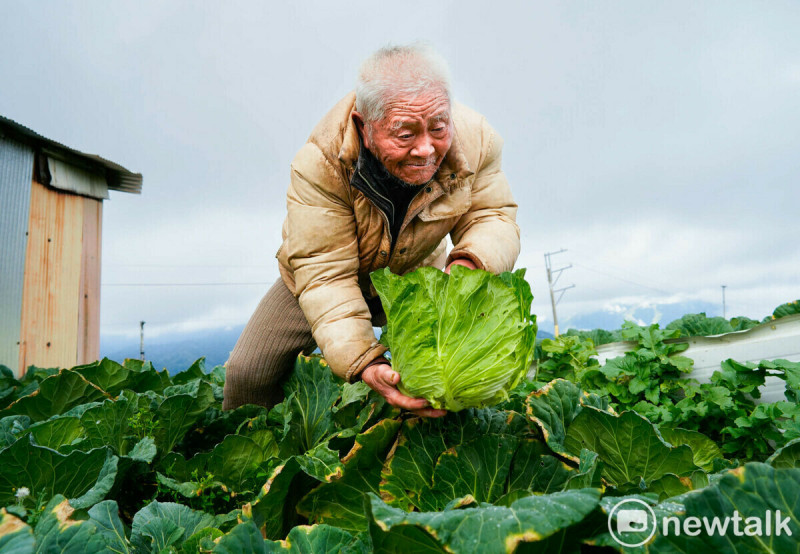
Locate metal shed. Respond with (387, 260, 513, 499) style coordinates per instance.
(0, 116, 142, 376)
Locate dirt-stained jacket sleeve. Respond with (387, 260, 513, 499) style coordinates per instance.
(446, 120, 521, 274)
(284, 143, 388, 381)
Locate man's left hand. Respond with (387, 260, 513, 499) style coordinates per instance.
(361, 363, 447, 418)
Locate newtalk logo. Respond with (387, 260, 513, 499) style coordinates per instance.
(608, 498, 793, 548)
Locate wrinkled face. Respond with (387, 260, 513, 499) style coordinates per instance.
(359, 91, 453, 185)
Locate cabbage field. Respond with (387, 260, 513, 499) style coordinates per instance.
(1, 301, 800, 553)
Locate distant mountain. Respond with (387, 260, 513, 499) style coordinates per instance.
(108, 299, 726, 373)
(101, 326, 245, 374)
(100, 301, 725, 373)
(102, 323, 555, 374)
(560, 300, 721, 334)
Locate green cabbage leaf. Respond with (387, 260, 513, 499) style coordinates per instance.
(370, 265, 537, 411)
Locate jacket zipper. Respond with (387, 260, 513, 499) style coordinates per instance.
(354, 169, 445, 264)
(356, 168, 395, 259)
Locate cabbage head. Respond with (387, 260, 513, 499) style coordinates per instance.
(370, 265, 537, 411)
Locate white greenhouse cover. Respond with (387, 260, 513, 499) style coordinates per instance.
(596, 314, 800, 404)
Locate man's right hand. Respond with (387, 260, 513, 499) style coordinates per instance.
(361, 363, 447, 418)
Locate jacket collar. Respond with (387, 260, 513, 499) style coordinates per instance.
(353, 142, 423, 192)
(337, 108, 474, 190)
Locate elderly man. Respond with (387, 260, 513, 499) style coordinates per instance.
(222, 44, 520, 417)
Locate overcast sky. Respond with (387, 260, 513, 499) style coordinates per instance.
(2, 1, 798, 339)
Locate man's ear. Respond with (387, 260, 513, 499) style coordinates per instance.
(351, 111, 370, 148)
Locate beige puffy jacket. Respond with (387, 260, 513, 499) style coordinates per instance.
(276, 92, 520, 382)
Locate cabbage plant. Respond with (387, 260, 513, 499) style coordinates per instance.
(370, 265, 537, 411)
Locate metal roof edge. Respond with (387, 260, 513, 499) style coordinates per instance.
(0, 114, 142, 195)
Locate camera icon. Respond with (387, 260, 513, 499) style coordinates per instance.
(608, 498, 657, 548)
(617, 509, 649, 533)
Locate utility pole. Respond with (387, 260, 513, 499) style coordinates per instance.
(721, 285, 727, 319)
(544, 249, 575, 337)
(139, 321, 145, 361)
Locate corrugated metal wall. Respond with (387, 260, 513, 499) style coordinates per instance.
(0, 136, 34, 373)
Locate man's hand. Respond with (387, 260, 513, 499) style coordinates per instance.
(445, 258, 478, 274)
(361, 363, 447, 418)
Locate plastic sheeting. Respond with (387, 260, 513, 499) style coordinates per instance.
(596, 314, 800, 404)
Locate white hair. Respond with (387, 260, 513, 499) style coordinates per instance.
(355, 43, 453, 124)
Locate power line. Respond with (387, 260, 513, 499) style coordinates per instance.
(572, 262, 674, 296)
(104, 263, 274, 268)
(102, 282, 271, 287)
(101, 316, 251, 324)
(567, 247, 677, 294)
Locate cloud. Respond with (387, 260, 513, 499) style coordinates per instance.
(520, 217, 799, 331)
(2, 2, 797, 343)
(786, 64, 800, 84)
(100, 204, 285, 336)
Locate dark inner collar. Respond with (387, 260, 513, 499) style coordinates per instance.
(351, 142, 428, 251)
(354, 142, 427, 192)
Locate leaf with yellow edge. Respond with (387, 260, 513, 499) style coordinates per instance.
(0, 508, 34, 552)
(297, 418, 401, 535)
(367, 488, 601, 554)
(32, 496, 132, 553)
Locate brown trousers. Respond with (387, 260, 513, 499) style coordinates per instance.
(222, 277, 385, 410)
